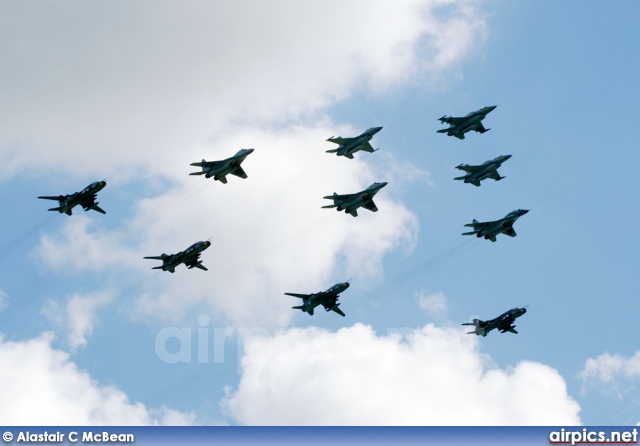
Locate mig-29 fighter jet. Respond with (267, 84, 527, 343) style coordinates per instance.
(437, 105, 496, 140)
(326, 127, 382, 159)
(322, 182, 388, 217)
(190, 148, 254, 184)
(144, 240, 211, 273)
(462, 209, 529, 242)
(286, 281, 350, 317)
(454, 155, 512, 187)
(462, 307, 527, 336)
(38, 180, 107, 216)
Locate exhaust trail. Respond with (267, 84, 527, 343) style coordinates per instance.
(0, 214, 56, 256)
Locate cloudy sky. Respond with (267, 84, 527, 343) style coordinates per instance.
(1, 0, 639, 425)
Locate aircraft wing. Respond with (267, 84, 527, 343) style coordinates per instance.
(456, 164, 482, 173)
(332, 306, 346, 317)
(38, 195, 66, 201)
(475, 122, 488, 133)
(503, 226, 517, 237)
(360, 141, 377, 153)
(285, 292, 311, 299)
(487, 170, 502, 180)
(230, 166, 247, 179)
(324, 192, 354, 201)
(361, 199, 379, 213)
(144, 256, 166, 260)
(327, 136, 354, 145)
(190, 160, 225, 169)
(439, 116, 462, 125)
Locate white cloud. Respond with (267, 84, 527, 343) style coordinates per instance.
(0, 0, 487, 181)
(42, 291, 114, 350)
(0, 290, 8, 312)
(579, 351, 640, 401)
(0, 332, 194, 425)
(416, 290, 448, 315)
(225, 323, 581, 425)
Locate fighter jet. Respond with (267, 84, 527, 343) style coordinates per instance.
(326, 127, 383, 159)
(462, 209, 529, 242)
(462, 307, 527, 336)
(144, 240, 211, 273)
(285, 281, 350, 317)
(454, 155, 512, 187)
(437, 105, 497, 140)
(322, 182, 388, 217)
(190, 148, 254, 184)
(38, 180, 107, 216)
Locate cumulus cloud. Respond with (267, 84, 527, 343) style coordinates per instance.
(225, 323, 581, 425)
(42, 291, 114, 350)
(580, 351, 640, 400)
(0, 333, 194, 425)
(416, 290, 448, 315)
(0, 0, 487, 180)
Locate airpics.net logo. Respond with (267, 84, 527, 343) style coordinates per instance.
(549, 428, 638, 445)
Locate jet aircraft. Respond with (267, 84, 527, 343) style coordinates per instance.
(144, 240, 211, 273)
(285, 281, 350, 317)
(322, 182, 388, 217)
(326, 127, 382, 159)
(437, 105, 497, 140)
(190, 148, 254, 184)
(462, 209, 529, 242)
(38, 180, 107, 216)
(454, 155, 512, 187)
(462, 307, 527, 336)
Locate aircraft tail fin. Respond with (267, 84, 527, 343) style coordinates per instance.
(47, 206, 64, 213)
(217, 176, 228, 184)
(453, 176, 466, 181)
(436, 128, 449, 134)
(464, 219, 479, 227)
(325, 149, 339, 153)
(189, 171, 206, 175)
(348, 209, 358, 217)
(321, 204, 337, 208)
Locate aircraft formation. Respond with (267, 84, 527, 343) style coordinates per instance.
(36, 106, 527, 334)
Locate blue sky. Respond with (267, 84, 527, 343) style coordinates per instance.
(0, 0, 639, 425)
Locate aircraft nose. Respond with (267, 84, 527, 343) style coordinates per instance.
(343, 282, 350, 288)
(205, 241, 211, 247)
(502, 155, 512, 160)
(487, 105, 497, 111)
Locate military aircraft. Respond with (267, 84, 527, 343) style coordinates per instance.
(190, 148, 255, 184)
(462, 209, 529, 242)
(144, 240, 211, 273)
(38, 180, 107, 216)
(454, 155, 512, 187)
(462, 307, 527, 336)
(322, 182, 388, 217)
(326, 127, 383, 159)
(437, 105, 497, 140)
(285, 281, 350, 317)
